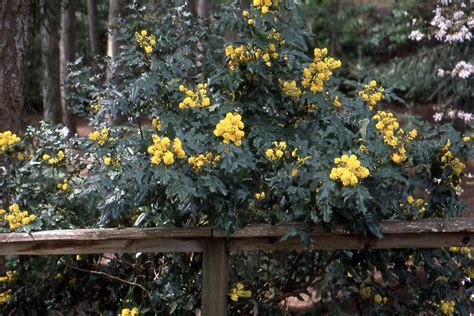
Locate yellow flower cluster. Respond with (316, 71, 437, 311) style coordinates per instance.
(373, 111, 416, 164)
(448, 246, 471, 259)
(90, 102, 101, 112)
(188, 152, 220, 172)
(0, 289, 12, 304)
(0, 271, 16, 283)
(229, 282, 252, 302)
(147, 135, 186, 166)
(225, 43, 279, 70)
(280, 80, 302, 98)
(225, 45, 254, 71)
(135, 29, 156, 54)
(255, 192, 266, 200)
(332, 96, 342, 107)
(152, 117, 161, 131)
(439, 140, 465, 193)
(120, 307, 139, 316)
(301, 48, 341, 93)
(374, 294, 388, 304)
(178, 83, 211, 109)
(103, 155, 121, 167)
(242, 10, 254, 25)
(88, 128, 109, 146)
(57, 179, 69, 191)
(0, 204, 36, 231)
(360, 286, 372, 299)
(407, 195, 426, 215)
(214, 113, 245, 146)
(291, 149, 311, 165)
(0, 131, 20, 153)
(265, 141, 286, 160)
(43, 150, 65, 165)
(252, 0, 272, 14)
(437, 300, 455, 315)
(329, 154, 370, 186)
(358, 80, 384, 110)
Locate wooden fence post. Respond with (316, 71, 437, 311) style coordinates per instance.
(202, 238, 229, 316)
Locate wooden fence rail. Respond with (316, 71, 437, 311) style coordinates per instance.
(1, 218, 474, 315)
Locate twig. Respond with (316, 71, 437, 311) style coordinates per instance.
(61, 259, 150, 295)
(262, 251, 338, 304)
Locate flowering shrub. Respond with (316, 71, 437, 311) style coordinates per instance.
(407, 0, 473, 108)
(1, 1, 474, 314)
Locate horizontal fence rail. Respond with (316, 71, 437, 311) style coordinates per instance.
(2, 218, 474, 315)
(1, 218, 474, 255)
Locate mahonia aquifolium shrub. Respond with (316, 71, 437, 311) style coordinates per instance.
(1, 1, 474, 314)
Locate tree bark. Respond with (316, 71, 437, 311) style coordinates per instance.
(0, 0, 30, 133)
(197, 0, 211, 18)
(86, 0, 100, 69)
(60, 0, 76, 132)
(106, 0, 125, 81)
(42, 0, 62, 123)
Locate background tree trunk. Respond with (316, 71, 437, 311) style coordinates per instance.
(60, 0, 76, 132)
(86, 0, 100, 71)
(42, 0, 62, 123)
(197, 0, 211, 18)
(106, 0, 125, 81)
(0, 0, 30, 133)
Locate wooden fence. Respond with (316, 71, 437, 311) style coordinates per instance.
(1, 218, 474, 315)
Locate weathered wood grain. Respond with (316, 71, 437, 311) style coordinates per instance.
(227, 232, 474, 252)
(0, 218, 473, 255)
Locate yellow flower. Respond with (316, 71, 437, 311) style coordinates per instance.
(214, 113, 245, 146)
(301, 48, 341, 93)
(0, 271, 16, 283)
(374, 294, 383, 304)
(178, 83, 211, 109)
(0, 289, 12, 304)
(330, 154, 369, 186)
(280, 80, 302, 98)
(152, 117, 162, 131)
(438, 300, 455, 315)
(265, 141, 286, 160)
(3, 203, 35, 231)
(332, 96, 342, 107)
(88, 128, 108, 146)
(148, 135, 186, 166)
(163, 152, 175, 165)
(360, 286, 372, 300)
(463, 136, 471, 142)
(291, 168, 299, 177)
(0, 131, 21, 153)
(407, 129, 417, 140)
(57, 179, 69, 191)
(188, 152, 220, 172)
(358, 81, 384, 110)
(120, 308, 139, 316)
(135, 29, 156, 54)
(255, 192, 266, 200)
(229, 282, 252, 302)
(407, 196, 414, 205)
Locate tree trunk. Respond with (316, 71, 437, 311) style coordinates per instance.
(42, 0, 62, 123)
(106, 0, 125, 81)
(197, 0, 211, 18)
(60, 0, 76, 132)
(0, 0, 30, 133)
(86, 0, 100, 70)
